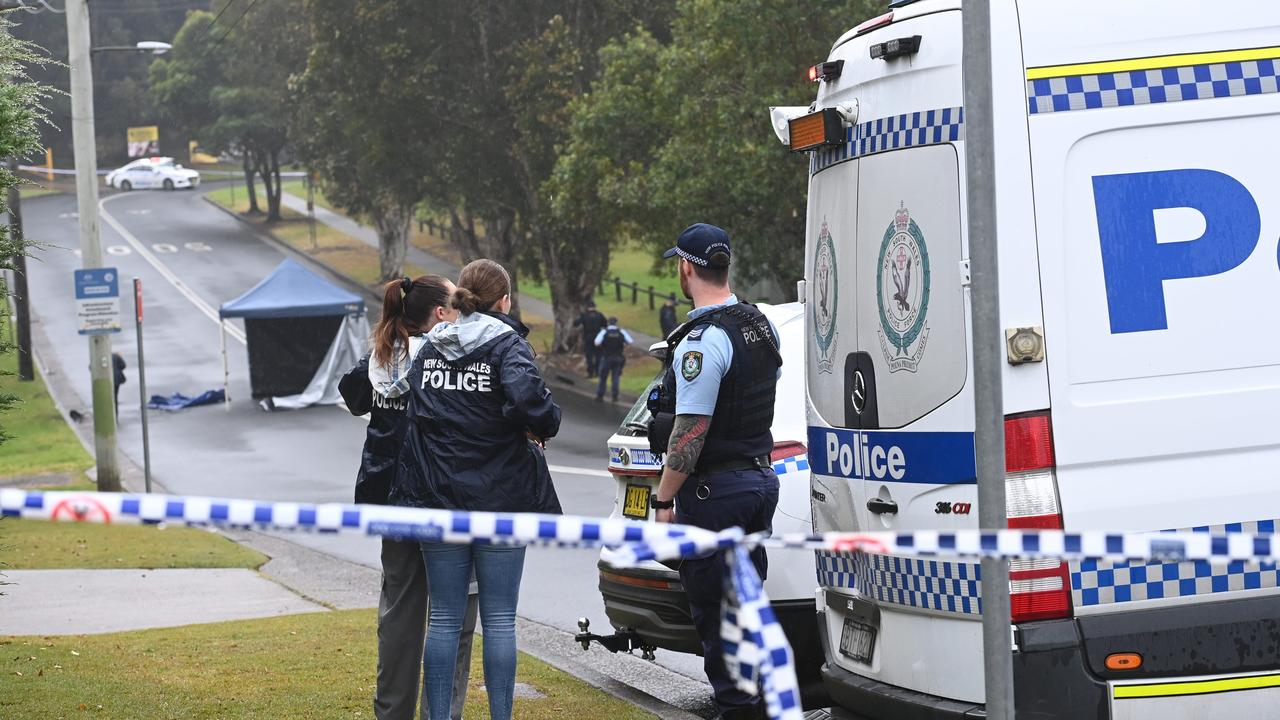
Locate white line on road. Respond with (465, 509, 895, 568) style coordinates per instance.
(99, 193, 246, 345)
(547, 464, 612, 479)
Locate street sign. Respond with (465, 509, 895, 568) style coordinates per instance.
(74, 267, 121, 335)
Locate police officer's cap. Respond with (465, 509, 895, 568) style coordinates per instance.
(663, 223, 731, 268)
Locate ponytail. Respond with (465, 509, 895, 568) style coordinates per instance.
(372, 275, 452, 366)
(452, 259, 511, 315)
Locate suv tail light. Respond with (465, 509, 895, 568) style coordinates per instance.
(1005, 411, 1072, 623)
(771, 440, 807, 463)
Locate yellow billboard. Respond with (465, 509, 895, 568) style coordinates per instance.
(127, 126, 159, 158)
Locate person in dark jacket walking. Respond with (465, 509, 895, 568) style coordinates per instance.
(111, 352, 126, 419)
(659, 295, 679, 338)
(394, 259, 562, 720)
(572, 302, 607, 377)
(594, 317, 633, 403)
(340, 275, 476, 720)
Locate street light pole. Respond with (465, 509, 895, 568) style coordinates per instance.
(65, 0, 120, 491)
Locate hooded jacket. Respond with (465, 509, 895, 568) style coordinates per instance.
(392, 311, 563, 514)
(338, 354, 409, 505)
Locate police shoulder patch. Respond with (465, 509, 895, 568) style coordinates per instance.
(681, 351, 703, 381)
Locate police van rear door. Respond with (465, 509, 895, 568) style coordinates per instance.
(808, 3, 985, 704)
(1023, 1, 1280, 625)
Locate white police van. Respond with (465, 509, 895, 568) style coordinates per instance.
(584, 302, 828, 705)
(780, 1, 1280, 717)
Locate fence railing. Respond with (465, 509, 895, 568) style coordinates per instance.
(598, 276, 692, 310)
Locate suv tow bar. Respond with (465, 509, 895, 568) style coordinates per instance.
(575, 618, 657, 661)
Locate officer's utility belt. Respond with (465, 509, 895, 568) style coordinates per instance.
(694, 455, 771, 476)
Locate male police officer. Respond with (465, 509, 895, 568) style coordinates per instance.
(649, 223, 781, 720)
(573, 301, 607, 377)
(594, 316, 633, 402)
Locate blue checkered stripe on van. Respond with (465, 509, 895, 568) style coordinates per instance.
(816, 550, 982, 616)
(1027, 58, 1280, 115)
(810, 106, 964, 175)
(1072, 519, 1280, 607)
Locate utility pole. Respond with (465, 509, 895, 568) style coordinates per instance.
(6, 158, 33, 382)
(66, 0, 120, 491)
(963, 1, 1013, 718)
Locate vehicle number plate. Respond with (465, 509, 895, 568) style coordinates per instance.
(839, 617, 876, 664)
(622, 484, 651, 520)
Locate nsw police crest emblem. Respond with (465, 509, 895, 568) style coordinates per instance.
(876, 204, 931, 373)
(681, 351, 703, 381)
(812, 220, 839, 374)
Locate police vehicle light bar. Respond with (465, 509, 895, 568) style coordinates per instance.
(788, 109, 845, 153)
(870, 35, 921, 61)
(807, 59, 844, 83)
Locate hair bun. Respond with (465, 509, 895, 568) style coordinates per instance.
(452, 286, 480, 315)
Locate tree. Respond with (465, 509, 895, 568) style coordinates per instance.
(151, 0, 306, 221)
(294, 0, 445, 282)
(555, 0, 880, 294)
(0, 12, 54, 444)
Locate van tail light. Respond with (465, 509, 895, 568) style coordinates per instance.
(771, 441, 807, 462)
(1005, 411, 1073, 623)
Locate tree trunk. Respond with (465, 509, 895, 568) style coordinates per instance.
(446, 208, 523, 320)
(258, 149, 283, 222)
(242, 151, 261, 215)
(542, 225, 609, 353)
(373, 201, 413, 283)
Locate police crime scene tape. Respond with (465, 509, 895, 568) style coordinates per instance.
(7, 488, 1280, 720)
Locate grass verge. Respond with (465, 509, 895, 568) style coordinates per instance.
(0, 609, 657, 720)
(0, 518, 266, 570)
(0, 329, 92, 480)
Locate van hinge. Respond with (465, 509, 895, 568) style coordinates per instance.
(797, 279, 807, 303)
(959, 259, 971, 287)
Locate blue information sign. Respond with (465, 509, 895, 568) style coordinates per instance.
(74, 267, 122, 335)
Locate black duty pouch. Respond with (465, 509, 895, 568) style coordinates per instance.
(648, 411, 675, 455)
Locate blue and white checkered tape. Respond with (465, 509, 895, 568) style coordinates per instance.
(0, 489, 805, 720)
(1027, 57, 1280, 115)
(772, 454, 808, 477)
(13, 489, 1280, 720)
(810, 106, 964, 175)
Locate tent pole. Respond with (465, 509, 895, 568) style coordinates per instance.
(221, 320, 230, 409)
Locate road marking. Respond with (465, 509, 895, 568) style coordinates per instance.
(152, 243, 178, 254)
(58, 212, 78, 219)
(106, 245, 132, 256)
(547, 464, 612, 479)
(99, 194, 246, 345)
(125, 209, 151, 215)
(184, 242, 212, 252)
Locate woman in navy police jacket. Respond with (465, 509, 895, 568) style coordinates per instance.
(394, 259, 561, 720)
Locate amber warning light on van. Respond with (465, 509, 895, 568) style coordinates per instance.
(788, 109, 845, 153)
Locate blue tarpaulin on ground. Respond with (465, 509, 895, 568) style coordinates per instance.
(218, 259, 365, 319)
(147, 389, 226, 411)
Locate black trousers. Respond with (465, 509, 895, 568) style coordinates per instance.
(675, 466, 780, 714)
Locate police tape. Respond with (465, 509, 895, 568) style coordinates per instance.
(0, 488, 804, 720)
(6, 488, 1280, 720)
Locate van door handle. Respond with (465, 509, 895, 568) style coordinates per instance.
(867, 498, 898, 515)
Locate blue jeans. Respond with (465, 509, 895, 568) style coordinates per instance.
(421, 542, 526, 720)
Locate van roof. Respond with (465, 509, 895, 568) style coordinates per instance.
(831, 0, 960, 53)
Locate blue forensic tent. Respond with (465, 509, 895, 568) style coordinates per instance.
(219, 259, 369, 410)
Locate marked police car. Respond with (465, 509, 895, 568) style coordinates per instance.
(587, 301, 827, 704)
(781, 1, 1280, 717)
(105, 157, 201, 191)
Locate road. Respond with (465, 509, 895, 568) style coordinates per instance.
(18, 186, 715, 713)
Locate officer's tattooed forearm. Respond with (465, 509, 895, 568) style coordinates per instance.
(665, 414, 710, 475)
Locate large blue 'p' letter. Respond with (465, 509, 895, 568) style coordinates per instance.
(1092, 169, 1259, 333)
